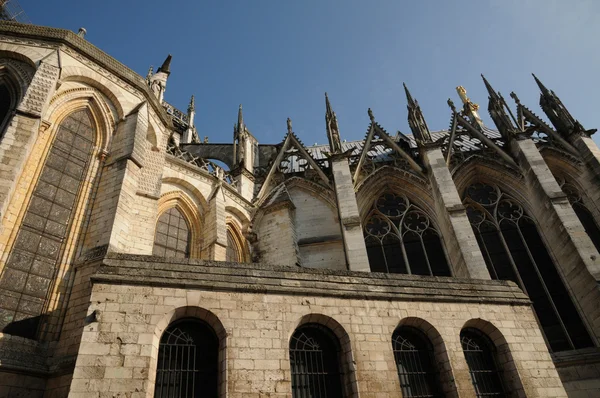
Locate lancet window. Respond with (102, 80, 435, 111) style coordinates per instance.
(363, 192, 451, 276)
(392, 326, 442, 398)
(153, 207, 191, 258)
(226, 229, 242, 262)
(289, 324, 344, 398)
(155, 319, 219, 398)
(464, 182, 593, 352)
(0, 109, 96, 338)
(559, 181, 600, 253)
(461, 329, 507, 397)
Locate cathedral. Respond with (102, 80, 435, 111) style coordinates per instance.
(0, 20, 599, 398)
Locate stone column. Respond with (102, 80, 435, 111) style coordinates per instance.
(510, 137, 600, 341)
(330, 156, 370, 272)
(204, 186, 227, 261)
(423, 146, 491, 279)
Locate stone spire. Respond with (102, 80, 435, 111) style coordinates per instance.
(325, 93, 342, 154)
(236, 104, 244, 135)
(287, 117, 293, 135)
(403, 83, 432, 145)
(157, 54, 172, 75)
(481, 75, 518, 140)
(533, 74, 593, 137)
(182, 95, 196, 144)
(148, 54, 172, 103)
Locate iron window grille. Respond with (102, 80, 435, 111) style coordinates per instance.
(392, 326, 443, 398)
(289, 324, 344, 398)
(461, 329, 507, 398)
(155, 319, 218, 398)
(464, 182, 593, 352)
(363, 192, 451, 276)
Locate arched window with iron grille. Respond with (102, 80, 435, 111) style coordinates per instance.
(153, 207, 191, 258)
(392, 326, 442, 397)
(155, 319, 219, 398)
(464, 182, 593, 352)
(363, 192, 451, 276)
(559, 180, 600, 253)
(461, 328, 507, 397)
(289, 323, 344, 398)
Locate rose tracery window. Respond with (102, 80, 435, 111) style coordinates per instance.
(465, 182, 593, 352)
(363, 192, 451, 276)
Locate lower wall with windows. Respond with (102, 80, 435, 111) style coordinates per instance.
(62, 254, 568, 398)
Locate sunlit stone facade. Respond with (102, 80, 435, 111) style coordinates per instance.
(0, 21, 599, 398)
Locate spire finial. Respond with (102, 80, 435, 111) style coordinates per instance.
(447, 98, 457, 113)
(368, 108, 375, 122)
(188, 95, 195, 112)
(325, 92, 342, 153)
(237, 104, 244, 129)
(145, 66, 153, 82)
(404, 84, 431, 144)
(403, 83, 415, 106)
(325, 92, 333, 118)
(532, 73, 550, 95)
(287, 117, 293, 135)
(481, 74, 500, 100)
(157, 54, 172, 75)
(510, 91, 521, 104)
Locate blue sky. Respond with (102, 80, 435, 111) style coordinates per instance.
(22, 0, 600, 146)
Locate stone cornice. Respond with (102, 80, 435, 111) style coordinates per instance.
(91, 254, 531, 306)
(0, 21, 172, 127)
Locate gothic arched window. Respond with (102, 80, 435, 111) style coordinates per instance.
(560, 181, 600, 253)
(0, 82, 12, 135)
(226, 228, 242, 262)
(461, 329, 507, 397)
(289, 324, 344, 398)
(153, 207, 191, 258)
(392, 326, 442, 398)
(155, 319, 219, 398)
(464, 183, 593, 352)
(0, 109, 96, 338)
(363, 192, 451, 276)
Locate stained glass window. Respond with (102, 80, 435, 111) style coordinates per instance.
(465, 182, 593, 352)
(226, 229, 241, 262)
(153, 207, 190, 258)
(0, 109, 95, 338)
(363, 192, 451, 276)
(560, 181, 600, 253)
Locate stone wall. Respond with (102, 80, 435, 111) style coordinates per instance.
(64, 255, 566, 398)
